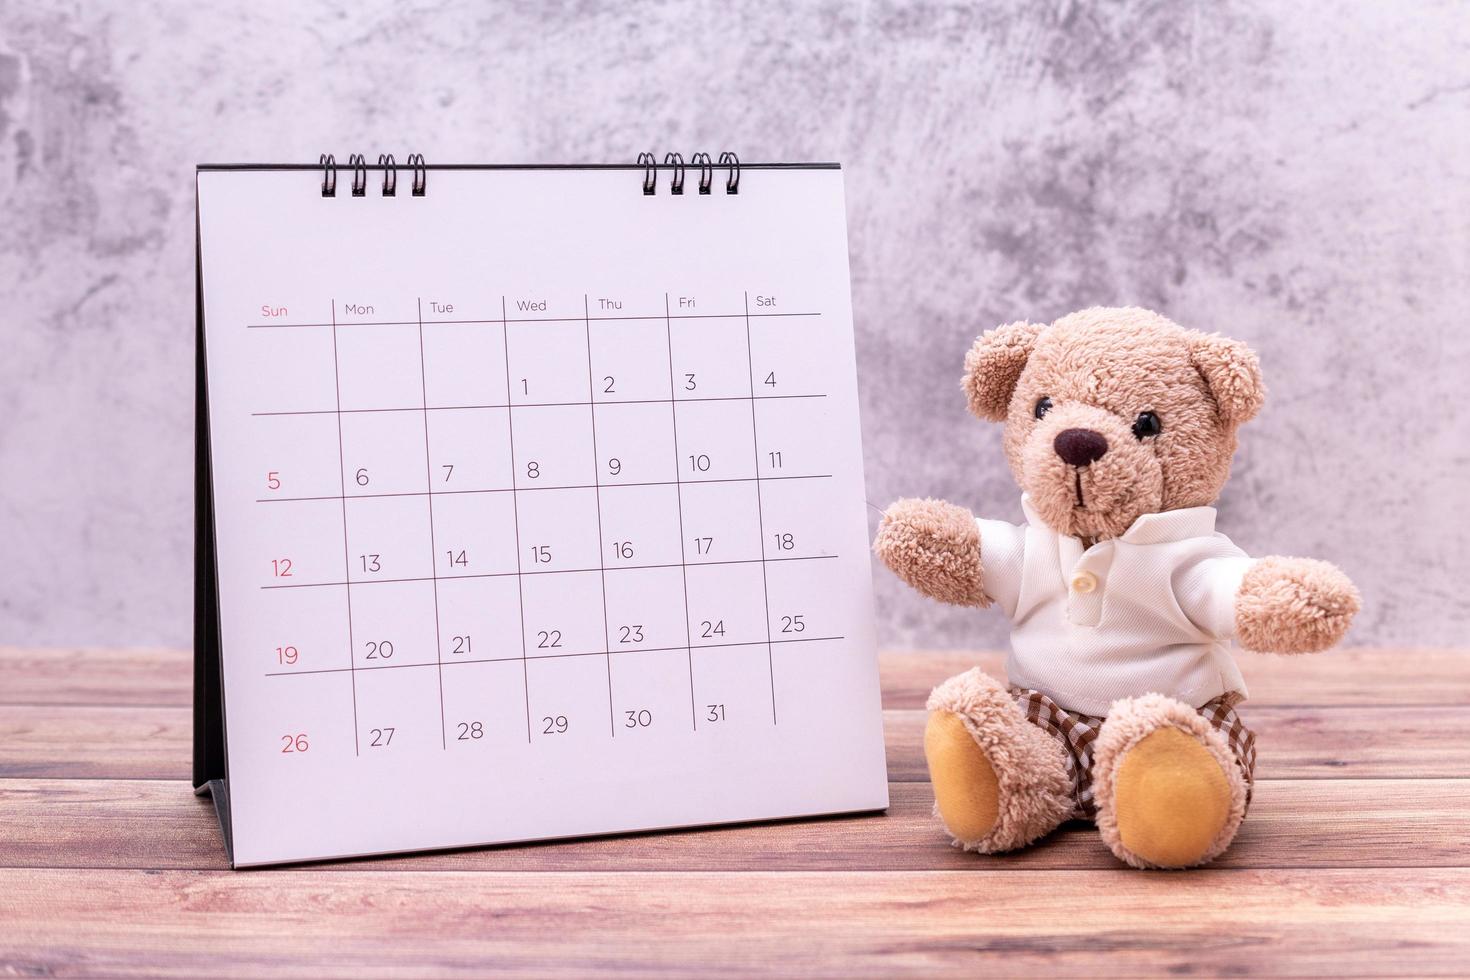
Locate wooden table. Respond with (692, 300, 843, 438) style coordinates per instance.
(1, 646, 1467, 976)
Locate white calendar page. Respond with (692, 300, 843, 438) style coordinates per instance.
(197, 165, 887, 866)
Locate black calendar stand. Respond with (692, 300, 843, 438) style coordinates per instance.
(192, 199, 236, 865)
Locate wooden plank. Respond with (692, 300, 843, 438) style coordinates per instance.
(4, 646, 1467, 710)
(6, 703, 1464, 783)
(0, 705, 187, 780)
(4, 778, 1467, 873)
(879, 648, 1470, 710)
(885, 705, 1470, 781)
(0, 646, 190, 706)
(1, 868, 1467, 976)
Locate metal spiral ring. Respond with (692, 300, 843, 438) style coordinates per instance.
(718, 152, 740, 194)
(406, 153, 427, 196)
(378, 154, 397, 196)
(663, 152, 686, 195)
(691, 152, 713, 195)
(637, 152, 657, 195)
(348, 154, 367, 197)
(320, 153, 337, 197)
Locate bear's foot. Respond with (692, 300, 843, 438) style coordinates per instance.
(1093, 694, 1248, 869)
(924, 668, 1074, 853)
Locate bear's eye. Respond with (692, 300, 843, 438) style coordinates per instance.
(1132, 411, 1162, 439)
(1034, 397, 1053, 420)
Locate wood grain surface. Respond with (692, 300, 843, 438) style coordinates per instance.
(1, 646, 1466, 976)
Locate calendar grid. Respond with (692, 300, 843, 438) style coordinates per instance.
(254, 472, 832, 504)
(246, 312, 822, 329)
(663, 292, 700, 731)
(582, 294, 619, 738)
(259, 553, 839, 590)
(499, 295, 534, 743)
(328, 298, 362, 755)
(264, 634, 848, 677)
(259, 294, 839, 748)
(251, 392, 827, 418)
(742, 292, 778, 724)
(415, 299, 449, 750)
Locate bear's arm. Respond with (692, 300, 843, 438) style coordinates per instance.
(1176, 551, 1360, 655)
(1233, 557, 1361, 655)
(873, 498, 1023, 611)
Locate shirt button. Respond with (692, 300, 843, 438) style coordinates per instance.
(1071, 571, 1098, 594)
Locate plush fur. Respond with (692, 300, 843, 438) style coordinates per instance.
(1236, 556, 1362, 653)
(1092, 694, 1248, 870)
(987, 307, 1261, 542)
(873, 498, 989, 607)
(925, 669, 1074, 853)
(879, 305, 1360, 868)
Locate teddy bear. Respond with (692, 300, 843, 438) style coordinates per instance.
(873, 306, 1360, 869)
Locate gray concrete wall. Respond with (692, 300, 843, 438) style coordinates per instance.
(1, 1, 1466, 650)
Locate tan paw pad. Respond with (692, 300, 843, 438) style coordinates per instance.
(1112, 727, 1232, 868)
(924, 710, 1000, 844)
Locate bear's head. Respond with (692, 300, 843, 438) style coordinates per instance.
(962, 306, 1265, 542)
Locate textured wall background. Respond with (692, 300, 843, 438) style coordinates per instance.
(0, 1, 1466, 650)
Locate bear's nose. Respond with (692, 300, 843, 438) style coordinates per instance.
(1054, 428, 1109, 467)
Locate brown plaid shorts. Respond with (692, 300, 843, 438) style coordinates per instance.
(1012, 688, 1257, 821)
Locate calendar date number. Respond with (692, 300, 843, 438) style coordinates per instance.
(280, 733, 309, 753)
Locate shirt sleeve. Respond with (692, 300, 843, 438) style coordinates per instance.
(976, 517, 1027, 619)
(1172, 534, 1256, 641)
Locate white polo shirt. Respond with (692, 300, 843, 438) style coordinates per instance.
(979, 496, 1257, 716)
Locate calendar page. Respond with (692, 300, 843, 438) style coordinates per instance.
(196, 163, 887, 866)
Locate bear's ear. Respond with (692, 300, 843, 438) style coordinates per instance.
(1189, 332, 1265, 426)
(961, 320, 1043, 421)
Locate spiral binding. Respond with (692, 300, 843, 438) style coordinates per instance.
(320, 152, 424, 198)
(318, 151, 743, 199)
(407, 153, 427, 196)
(690, 153, 713, 195)
(637, 152, 658, 194)
(718, 152, 740, 194)
(378, 154, 397, 196)
(663, 153, 686, 195)
(319, 154, 337, 197)
(348, 154, 367, 197)
(637, 151, 740, 195)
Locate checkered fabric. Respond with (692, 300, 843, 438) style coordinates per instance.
(1012, 687, 1257, 821)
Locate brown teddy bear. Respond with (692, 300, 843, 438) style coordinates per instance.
(874, 307, 1360, 869)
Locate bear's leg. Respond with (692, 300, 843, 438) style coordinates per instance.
(1092, 694, 1251, 869)
(924, 668, 1075, 853)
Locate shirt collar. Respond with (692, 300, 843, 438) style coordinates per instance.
(1020, 494, 1218, 545)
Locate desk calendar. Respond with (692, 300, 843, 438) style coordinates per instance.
(193, 154, 888, 866)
